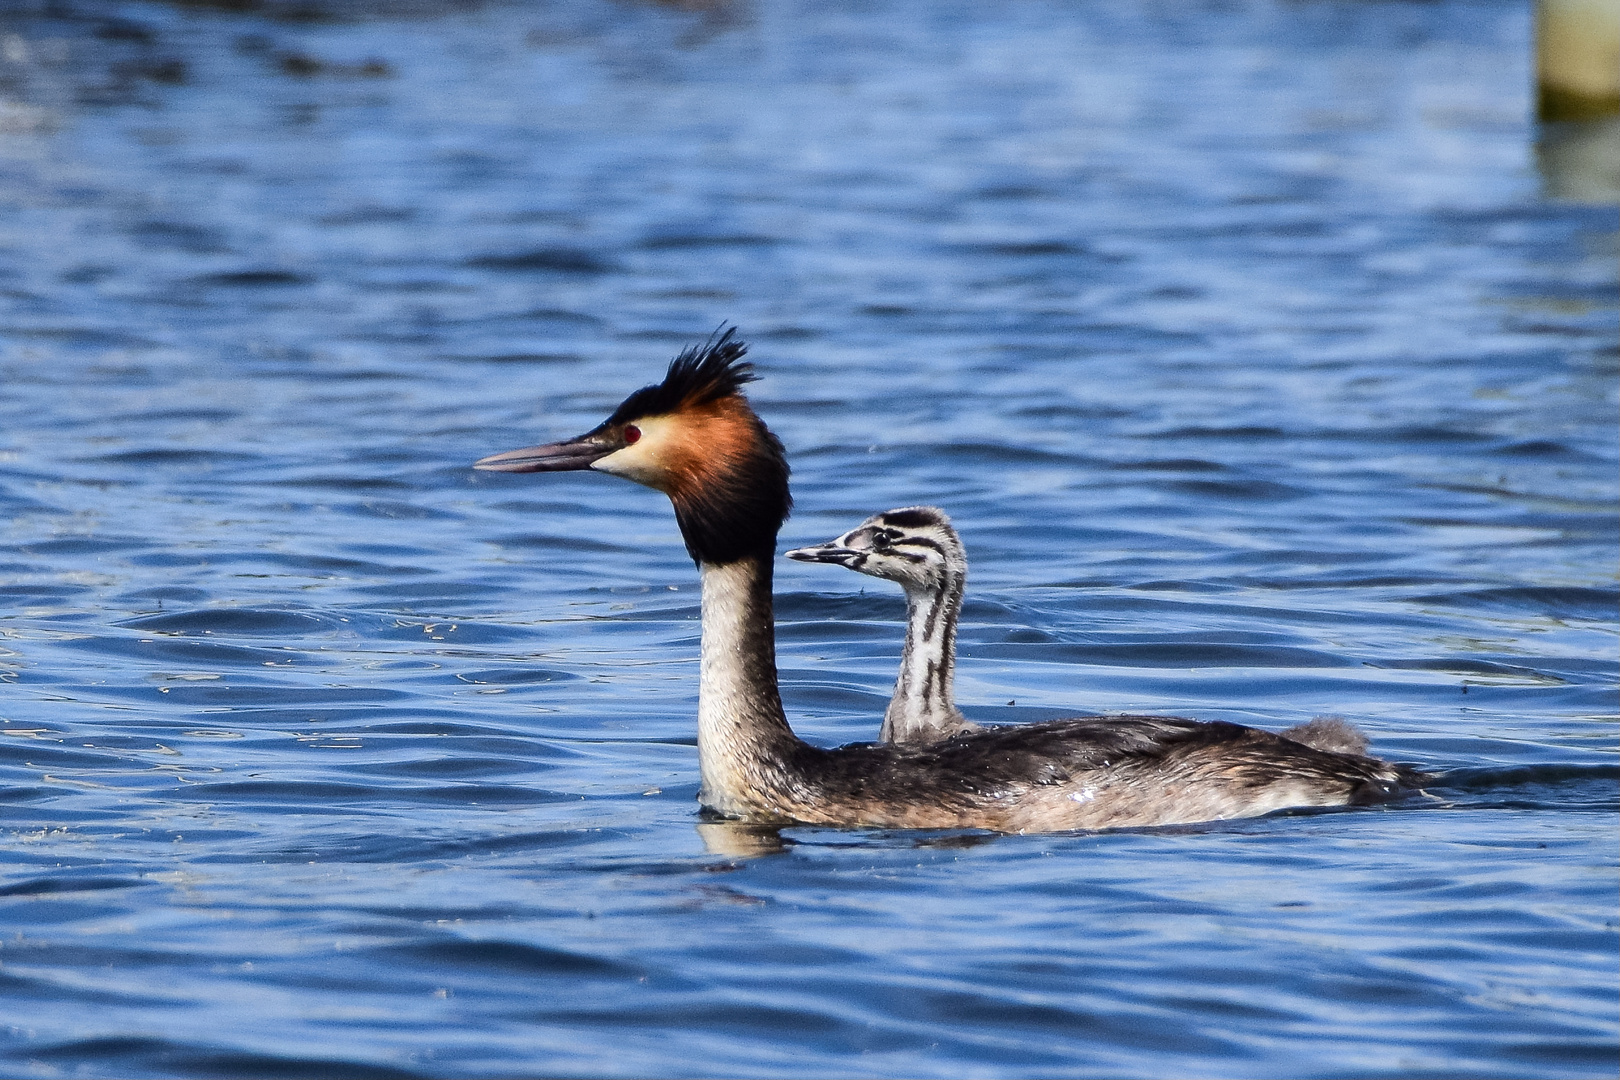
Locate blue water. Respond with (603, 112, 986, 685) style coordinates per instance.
(0, 0, 1616, 1076)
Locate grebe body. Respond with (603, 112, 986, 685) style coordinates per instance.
(476, 332, 1421, 832)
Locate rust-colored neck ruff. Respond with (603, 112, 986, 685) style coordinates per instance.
(664, 396, 791, 565)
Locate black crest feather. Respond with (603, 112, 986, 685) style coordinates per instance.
(879, 507, 949, 529)
(608, 326, 755, 425)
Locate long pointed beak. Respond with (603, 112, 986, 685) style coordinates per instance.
(474, 431, 618, 473)
(785, 540, 865, 568)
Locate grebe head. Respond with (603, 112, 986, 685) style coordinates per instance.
(787, 506, 964, 593)
(474, 328, 791, 564)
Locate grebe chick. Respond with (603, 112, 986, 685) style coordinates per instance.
(475, 330, 1423, 833)
(787, 506, 1375, 757)
(786, 506, 979, 745)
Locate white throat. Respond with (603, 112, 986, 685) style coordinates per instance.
(696, 557, 794, 814)
(881, 572, 969, 744)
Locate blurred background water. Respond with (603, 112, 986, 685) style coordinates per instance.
(0, 0, 1616, 1077)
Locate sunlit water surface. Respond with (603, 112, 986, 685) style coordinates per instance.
(0, 1, 1615, 1077)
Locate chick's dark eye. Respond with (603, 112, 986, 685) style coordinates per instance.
(623, 424, 641, 445)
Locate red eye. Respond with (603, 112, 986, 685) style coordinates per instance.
(623, 424, 641, 445)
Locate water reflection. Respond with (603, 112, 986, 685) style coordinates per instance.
(1537, 118, 1620, 203)
(696, 820, 789, 857)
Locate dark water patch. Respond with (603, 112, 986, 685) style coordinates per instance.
(369, 619, 539, 646)
(1108, 458, 1229, 472)
(376, 829, 614, 867)
(1115, 579, 1232, 594)
(365, 755, 554, 779)
(1148, 425, 1290, 440)
(973, 183, 1052, 200)
(375, 937, 640, 978)
(120, 608, 340, 637)
(639, 233, 783, 250)
(0, 582, 92, 600)
(249, 552, 423, 575)
(1495, 1041, 1620, 1071)
(1433, 762, 1620, 795)
(775, 592, 907, 622)
(360, 719, 582, 740)
(184, 269, 313, 288)
(907, 442, 1088, 466)
(76, 448, 258, 467)
(976, 641, 1359, 669)
(3, 324, 159, 348)
(0, 875, 148, 897)
(499, 307, 603, 325)
(354, 277, 457, 295)
(108, 681, 409, 708)
(454, 667, 582, 686)
(1411, 585, 1618, 619)
(0, 490, 60, 514)
(0, 740, 144, 771)
(449, 351, 582, 364)
(1218, 547, 1378, 569)
(55, 634, 314, 671)
(1162, 477, 1306, 501)
(947, 240, 1087, 257)
(544, 999, 858, 1039)
(926, 990, 1240, 1057)
(491, 531, 638, 554)
(18, 534, 151, 555)
(342, 583, 514, 610)
(22, 1037, 425, 1080)
(347, 499, 458, 521)
(196, 781, 559, 812)
(0, 967, 174, 1008)
(1243, 572, 1450, 590)
(128, 219, 232, 254)
(1494, 438, 1584, 457)
(103, 407, 240, 424)
(593, 601, 702, 624)
(165, 706, 409, 730)
(1007, 402, 1136, 420)
(464, 248, 613, 274)
(266, 474, 413, 492)
(783, 679, 891, 713)
(1147, 991, 1301, 1023)
(1347, 424, 1500, 445)
(319, 205, 417, 226)
(776, 621, 898, 647)
(1372, 657, 1567, 681)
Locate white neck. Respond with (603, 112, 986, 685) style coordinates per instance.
(880, 570, 968, 743)
(697, 556, 798, 815)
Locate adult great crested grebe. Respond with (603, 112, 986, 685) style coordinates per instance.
(475, 330, 1423, 832)
(787, 505, 1378, 757)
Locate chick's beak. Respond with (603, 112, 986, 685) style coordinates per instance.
(474, 429, 619, 473)
(785, 540, 865, 568)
